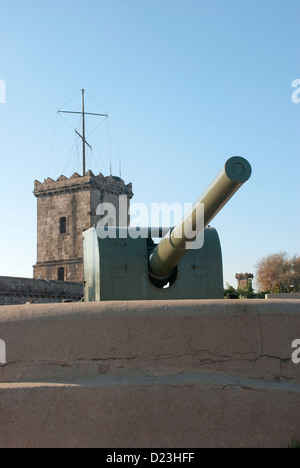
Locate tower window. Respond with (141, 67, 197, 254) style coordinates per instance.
(60, 217, 67, 234)
(58, 267, 65, 282)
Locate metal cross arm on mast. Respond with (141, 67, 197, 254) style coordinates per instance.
(75, 130, 92, 150)
(58, 111, 108, 117)
(57, 89, 108, 176)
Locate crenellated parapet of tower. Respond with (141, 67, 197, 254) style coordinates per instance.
(34, 171, 133, 198)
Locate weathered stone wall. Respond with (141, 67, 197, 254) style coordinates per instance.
(33, 171, 133, 282)
(0, 276, 83, 306)
(236, 272, 254, 289)
(34, 185, 90, 281)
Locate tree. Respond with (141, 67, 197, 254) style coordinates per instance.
(256, 252, 300, 293)
(237, 284, 256, 299)
(291, 256, 300, 291)
(224, 283, 239, 299)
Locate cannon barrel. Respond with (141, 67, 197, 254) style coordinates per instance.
(148, 156, 252, 286)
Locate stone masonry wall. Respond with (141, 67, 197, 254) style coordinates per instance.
(0, 276, 83, 306)
(34, 187, 90, 281)
(33, 171, 133, 282)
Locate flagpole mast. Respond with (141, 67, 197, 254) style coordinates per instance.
(58, 89, 108, 176)
(82, 89, 86, 175)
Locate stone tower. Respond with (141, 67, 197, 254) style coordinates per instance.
(33, 171, 133, 282)
(235, 273, 254, 289)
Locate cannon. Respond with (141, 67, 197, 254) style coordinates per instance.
(83, 156, 252, 301)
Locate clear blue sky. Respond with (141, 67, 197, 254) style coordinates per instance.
(0, 0, 299, 289)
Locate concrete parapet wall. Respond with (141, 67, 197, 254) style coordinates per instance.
(266, 293, 300, 300)
(0, 300, 299, 448)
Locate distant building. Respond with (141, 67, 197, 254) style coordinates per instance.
(33, 171, 133, 282)
(1, 90, 134, 304)
(235, 273, 254, 289)
(1, 170, 133, 306)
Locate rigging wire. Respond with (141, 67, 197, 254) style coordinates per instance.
(56, 137, 78, 177)
(75, 132, 80, 175)
(107, 117, 113, 176)
(85, 114, 107, 140)
(57, 89, 82, 113)
(86, 119, 108, 174)
(54, 90, 112, 177)
(119, 145, 122, 178)
(47, 112, 59, 176)
(58, 110, 81, 133)
(85, 90, 108, 116)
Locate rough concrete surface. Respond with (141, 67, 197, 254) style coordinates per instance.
(0, 299, 299, 448)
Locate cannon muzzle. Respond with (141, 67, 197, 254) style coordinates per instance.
(148, 156, 252, 287)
